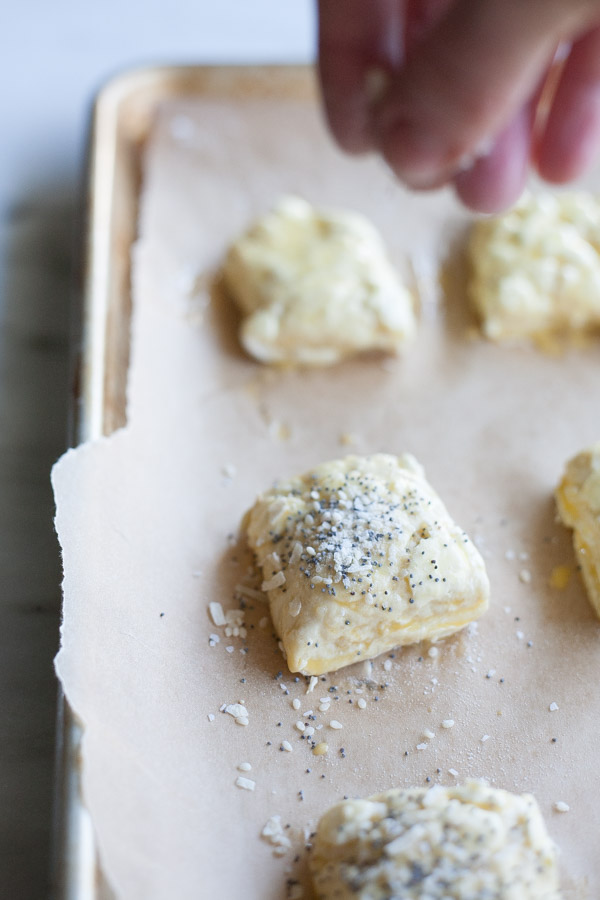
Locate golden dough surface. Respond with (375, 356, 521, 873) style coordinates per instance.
(469, 191, 600, 341)
(223, 196, 416, 365)
(243, 454, 489, 675)
(556, 441, 600, 617)
(309, 781, 560, 900)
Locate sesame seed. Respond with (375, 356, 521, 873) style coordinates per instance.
(262, 571, 286, 591)
(441, 719, 455, 729)
(329, 720, 343, 730)
(516, 631, 524, 640)
(237, 762, 252, 772)
(519, 568, 531, 584)
(554, 801, 570, 813)
(357, 698, 367, 709)
(416, 742, 428, 751)
(423, 729, 435, 740)
(428, 646, 439, 659)
(280, 741, 293, 752)
(292, 698, 301, 710)
(295, 721, 306, 732)
(235, 776, 255, 791)
(448, 768, 459, 777)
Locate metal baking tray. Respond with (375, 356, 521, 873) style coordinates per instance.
(51, 63, 313, 900)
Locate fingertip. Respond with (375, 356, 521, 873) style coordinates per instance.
(453, 107, 532, 214)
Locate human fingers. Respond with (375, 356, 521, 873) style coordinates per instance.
(454, 102, 535, 213)
(317, 0, 404, 153)
(373, 0, 593, 189)
(537, 26, 600, 183)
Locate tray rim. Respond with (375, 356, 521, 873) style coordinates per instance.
(51, 62, 314, 900)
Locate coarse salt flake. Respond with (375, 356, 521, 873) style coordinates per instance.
(224, 703, 248, 719)
(554, 801, 570, 812)
(480, 734, 490, 743)
(423, 729, 436, 740)
(238, 762, 252, 772)
(307, 676, 318, 693)
(416, 742, 428, 751)
(209, 601, 226, 627)
(549, 702, 559, 712)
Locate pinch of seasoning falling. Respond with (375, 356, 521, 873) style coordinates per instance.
(312, 742, 329, 756)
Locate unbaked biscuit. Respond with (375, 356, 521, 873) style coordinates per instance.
(223, 196, 416, 365)
(243, 454, 489, 675)
(469, 191, 600, 341)
(309, 781, 560, 900)
(556, 442, 600, 617)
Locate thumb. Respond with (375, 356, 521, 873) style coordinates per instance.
(373, 0, 594, 188)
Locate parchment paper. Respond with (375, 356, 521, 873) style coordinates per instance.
(53, 92, 600, 900)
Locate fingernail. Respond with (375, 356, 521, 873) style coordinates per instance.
(380, 121, 448, 188)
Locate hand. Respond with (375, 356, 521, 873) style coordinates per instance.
(317, 0, 600, 212)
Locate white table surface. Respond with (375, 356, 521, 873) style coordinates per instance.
(0, 4, 314, 896)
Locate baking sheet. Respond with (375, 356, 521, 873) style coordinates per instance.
(54, 80, 600, 900)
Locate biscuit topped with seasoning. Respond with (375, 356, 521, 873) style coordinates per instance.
(223, 196, 416, 365)
(556, 441, 600, 617)
(309, 781, 560, 900)
(469, 190, 600, 341)
(243, 454, 489, 675)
